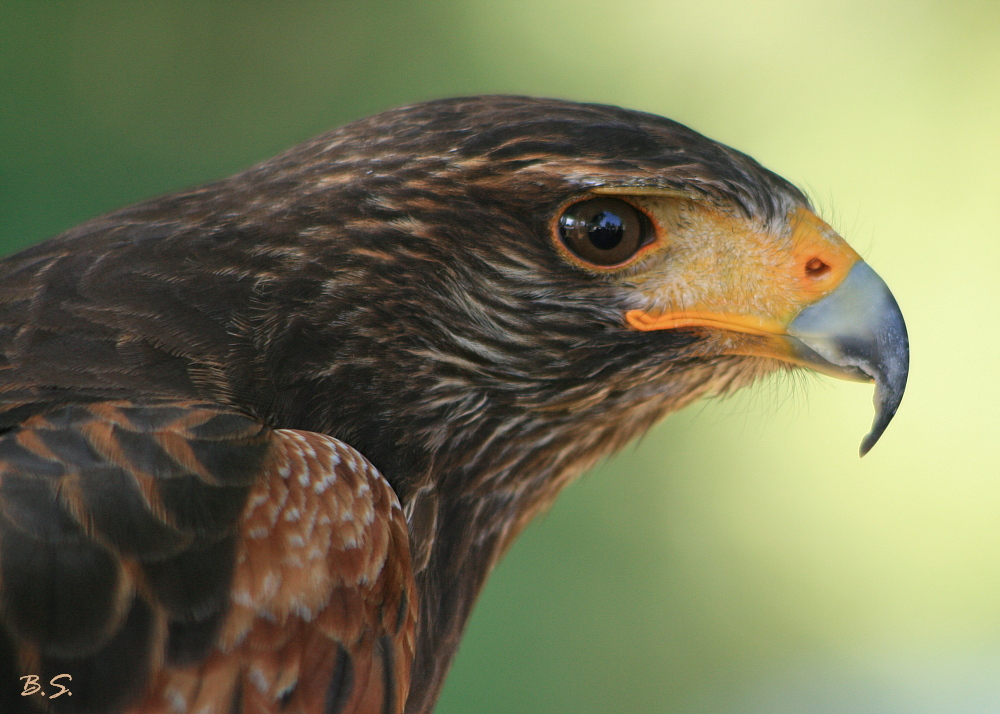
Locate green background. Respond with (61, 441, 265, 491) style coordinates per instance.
(2, 2, 996, 712)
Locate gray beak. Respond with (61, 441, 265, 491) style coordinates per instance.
(787, 261, 909, 456)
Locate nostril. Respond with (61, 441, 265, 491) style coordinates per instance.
(805, 257, 831, 278)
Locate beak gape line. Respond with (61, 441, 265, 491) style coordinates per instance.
(627, 258, 909, 455)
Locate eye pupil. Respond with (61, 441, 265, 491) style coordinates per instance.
(588, 212, 624, 250)
(556, 197, 652, 267)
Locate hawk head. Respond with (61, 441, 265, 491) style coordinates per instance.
(169, 96, 904, 474)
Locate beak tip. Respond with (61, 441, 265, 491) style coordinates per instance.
(858, 431, 878, 458)
(858, 414, 891, 457)
(857, 372, 907, 458)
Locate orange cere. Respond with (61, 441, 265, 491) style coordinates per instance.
(626, 207, 862, 337)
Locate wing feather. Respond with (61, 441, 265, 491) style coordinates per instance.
(0, 401, 415, 714)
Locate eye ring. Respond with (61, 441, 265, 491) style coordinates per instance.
(555, 197, 655, 267)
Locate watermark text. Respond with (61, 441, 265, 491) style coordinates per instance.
(20, 674, 72, 698)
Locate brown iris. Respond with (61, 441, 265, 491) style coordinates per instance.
(557, 198, 652, 267)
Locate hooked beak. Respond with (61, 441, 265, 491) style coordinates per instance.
(625, 207, 908, 455)
(786, 261, 908, 455)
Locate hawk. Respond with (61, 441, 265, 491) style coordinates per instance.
(0, 96, 907, 713)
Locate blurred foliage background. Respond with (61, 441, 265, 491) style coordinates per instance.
(2, 1, 997, 712)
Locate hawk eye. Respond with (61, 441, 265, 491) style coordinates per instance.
(557, 198, 652, 267)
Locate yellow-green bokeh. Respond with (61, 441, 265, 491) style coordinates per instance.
(2, 2, 996, 711)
